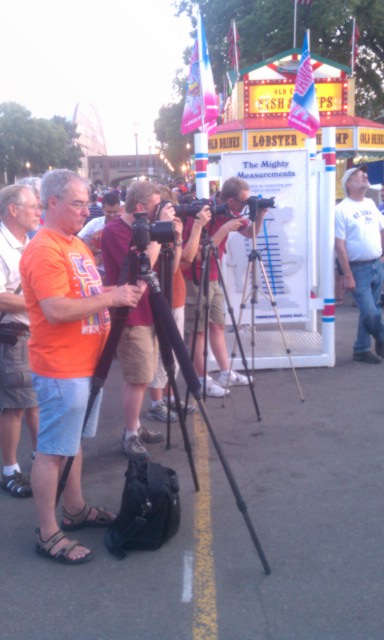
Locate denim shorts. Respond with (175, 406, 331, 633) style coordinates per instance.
(32, 374, 103, 456)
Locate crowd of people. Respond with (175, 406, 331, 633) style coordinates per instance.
(1, 166, 384, 564)
(0, 169, 269, 564)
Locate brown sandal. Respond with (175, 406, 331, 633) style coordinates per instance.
(61, 504, 116, 531)
(35, 528, 93, 565)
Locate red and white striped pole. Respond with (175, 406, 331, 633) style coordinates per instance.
(194, 132, 210, 199)
(319, 127, 336, 365)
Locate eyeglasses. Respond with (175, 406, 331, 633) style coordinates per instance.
(68, 200, 90, 209)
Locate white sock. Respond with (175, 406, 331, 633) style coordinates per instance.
(221, 370, 230, 375)
(123, 429, 137, 441)
(3, 463, 21, 476)
(150, 400, 161, 408)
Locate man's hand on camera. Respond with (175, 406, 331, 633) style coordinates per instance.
(158, 202, 176, 222)
(109, 283, 144, 308)
(194, 205, 212, 228)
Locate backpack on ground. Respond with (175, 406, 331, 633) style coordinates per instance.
(105, 460, 181, 559)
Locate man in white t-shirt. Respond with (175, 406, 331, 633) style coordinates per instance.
(335, 165, 384, 363)
(78, 192, 122, 280)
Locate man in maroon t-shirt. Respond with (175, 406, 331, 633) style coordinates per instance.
(182, 177, 268, 397)
(102, 182, 182, 460)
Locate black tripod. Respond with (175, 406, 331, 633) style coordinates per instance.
(57, 247, 271, 575)
(186, 229, 262, 422)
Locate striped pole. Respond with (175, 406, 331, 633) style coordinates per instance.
(319, 127, 336, 366)
(194, 132, 210, 199)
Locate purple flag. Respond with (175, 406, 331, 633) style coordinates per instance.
(288, 31, 319, 138)
(181, 14, 218, 135)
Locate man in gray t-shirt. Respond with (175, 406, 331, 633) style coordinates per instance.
(335, 166, 384, 363)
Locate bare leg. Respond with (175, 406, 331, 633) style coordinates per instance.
(189, 332, 205, 377)
(123, 381, 147, 433)
(31, 451, 90, 560)
(0, 408, 24, 467)
(25, 406, 39, 452)
(209, 323, 230, 371)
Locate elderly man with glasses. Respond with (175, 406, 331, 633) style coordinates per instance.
(0, 185, 41, 498)
(20, 169, 144, 564)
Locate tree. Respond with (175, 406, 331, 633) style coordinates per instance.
(0, 102, 83, 184)
(154, 76, 194, 174)
(172, 0, 383, 116)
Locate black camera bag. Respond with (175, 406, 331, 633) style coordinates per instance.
(105, 460, 180, 559)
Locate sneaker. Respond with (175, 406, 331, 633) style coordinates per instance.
(353, 351, 381, 364)
(201, 375, 230, 398)
(138, 425, 164, 444)
(147, 400, 178, 423)
(375, 341, 384, 358)
(167, 399, 197, 415)
(218, 370, 252, 387)
(1, 471, 32, 498)
(122, 435, 149, 460)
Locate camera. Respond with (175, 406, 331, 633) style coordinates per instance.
(246, 196, 276, 221)
(158, 199, 230, 219)
(131, 212, 175, 251)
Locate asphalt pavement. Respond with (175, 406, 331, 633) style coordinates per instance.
(1, 295, 384, 640)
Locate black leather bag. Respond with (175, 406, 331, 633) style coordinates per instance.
(105, 460, 181, 559)
(0, 325, 19, 345)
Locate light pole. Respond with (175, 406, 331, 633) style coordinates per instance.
(25, 161, 31, 176)
(133, 121, 140, 181)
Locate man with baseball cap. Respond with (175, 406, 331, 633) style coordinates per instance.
(335, 165, 384, 363)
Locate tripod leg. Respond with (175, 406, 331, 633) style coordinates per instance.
(168, 373, 199, 492)
(197, 398, 271, 575)
(215, 253, 262, 422)
(149, 290, 200, 492)
(256, 256, 305, 402)
(185, 246, 211, 415)
(224, 258, 254, 401)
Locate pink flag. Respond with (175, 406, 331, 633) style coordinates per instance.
(181, 14, 218, 135)
(288, 31, 319, 138)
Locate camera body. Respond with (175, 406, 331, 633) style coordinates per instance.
(131, 212, 175, 251)
(158, 199, 230, 219)
(246, 196, 276, 221)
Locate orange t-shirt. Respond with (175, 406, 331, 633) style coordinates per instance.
(20, 228, 110, 378)
(172, 267, 186, 309)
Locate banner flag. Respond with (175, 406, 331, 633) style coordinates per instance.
(349, 18, 360, 74)
(288, 31, 319, 138)
(181, 14, 218, 135)
(227, 20, 240, 80)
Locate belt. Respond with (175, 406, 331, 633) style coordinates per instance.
(349, 257, 380, 266)
(0, 321, 30, 333)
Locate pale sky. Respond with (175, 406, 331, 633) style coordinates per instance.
(1, 0, 192, 155)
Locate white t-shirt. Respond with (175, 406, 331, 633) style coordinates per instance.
(335, 197, 384, 262)
(0, 222, 30, 325)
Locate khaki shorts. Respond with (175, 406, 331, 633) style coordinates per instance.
(184, 279, 225, 334)
(117, 325, 158, 384)
(0, 335, 37, 410)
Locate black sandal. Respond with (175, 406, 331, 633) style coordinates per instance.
(35, 528, 93, 565)
(1, 471, 32, 498)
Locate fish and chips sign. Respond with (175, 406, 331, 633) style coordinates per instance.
(244, 79, 348, 117)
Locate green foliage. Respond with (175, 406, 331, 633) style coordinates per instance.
(167, 0, 384, 125)
(0, 102, 83, 184)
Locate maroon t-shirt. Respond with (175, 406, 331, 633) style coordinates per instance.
(101, 218, 153, 326)
(182, 215, 248, 282)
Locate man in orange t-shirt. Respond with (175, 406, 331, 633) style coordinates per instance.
(20, 169, 144, 565)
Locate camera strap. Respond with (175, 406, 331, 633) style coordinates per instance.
(0, 284, 22, 323)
